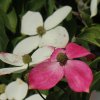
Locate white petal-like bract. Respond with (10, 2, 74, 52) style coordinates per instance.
(21, 11, 43, 35)
(44, 6, 72, 30)
(40, 26, 69, 48)
(0, 52, 24, 66)
(90, 0, 98, 17)
(30, 46, 54, 65)
(0, 65, 28, 75)
(0, 93, 7, 100)
(5, 78, 28, 100)
(13, 36, 41, 56)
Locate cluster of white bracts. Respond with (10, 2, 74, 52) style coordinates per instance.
(0, 78, 46, 100)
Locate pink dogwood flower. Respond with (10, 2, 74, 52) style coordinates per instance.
(28, 42, 93, 92)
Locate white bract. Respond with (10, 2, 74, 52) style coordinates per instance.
(0, 78, 46, 100)
(0, 46, 54, 75)
(89, 90, 100, 100)
(0, 6, 72, 75)
(90, 0, 99, 17)
(13, 6, 72, 56)
(0, 78, 28, 100)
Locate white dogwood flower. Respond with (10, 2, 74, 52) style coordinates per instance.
(0, 46, 54, 75)
(0, 6, 72, 75)
(0, 78, 28, 100)
(90, 0, 99, 17)
(0, 78, 46, 100)
(13, 6, 72, 56)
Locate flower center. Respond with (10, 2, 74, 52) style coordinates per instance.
(37, 26, 46, 36)
(22, 54, 32, 64)
(57, 53, 68, 66)
(0, 84, 6, 93)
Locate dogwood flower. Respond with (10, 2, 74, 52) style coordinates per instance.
(28, 42, 93, 92)
(0, 78, 46, 100)
(13, 6, 72, 56)
(0, 46, 54, 75)
(90, 0, 99, 17)
(89, 90, 100, 100)
(0, 78, 28, 100)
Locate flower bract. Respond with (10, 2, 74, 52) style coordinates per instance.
(28, 43, 93, 92)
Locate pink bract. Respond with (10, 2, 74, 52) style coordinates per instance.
(65, 42, 91, 59)
(29, 61, 64, 90)
(28, 42, 93, 92)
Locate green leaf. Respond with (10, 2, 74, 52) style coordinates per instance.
(0, 9, 17, 32)
(7, 8, 17, 33)
(89, 57, 100, 68)
(47, 0, 56, 15)
(74, 37, 90, 49)
(78, 25, 100, 47)
(0, 18, 9, 66)
(0, 9, 9, 66)
(27, 0, 46, 11)
(91, 71, 100, 91)
(0, 15, 9, 51)
(0, 0, 12, 12)
(37, 90, 49, 96)
(80, 11, 92, 26)
(66, 11, 72, 21)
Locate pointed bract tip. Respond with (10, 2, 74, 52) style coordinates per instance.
(84, 88, 90, 93)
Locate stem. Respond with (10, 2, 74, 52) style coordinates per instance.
(28, 63, 30, 70)
(72, 11, 80, 17)
(36, 90, 46, 100)
(72, 11, 88, 27)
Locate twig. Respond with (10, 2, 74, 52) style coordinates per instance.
(72, 11, 88, 27)
(36, 90, 46, 100)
